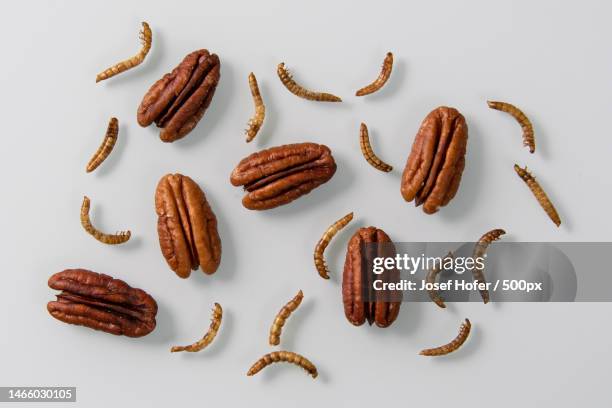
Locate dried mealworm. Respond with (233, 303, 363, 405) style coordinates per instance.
(314, 212, 354, 279)
(245, 72, 266, 143)
(355, 52, 394, 96)
(247, 351, 318, 378)
(359, 123, 393, 172)
(269, 290, 304, 346)
(171, 303, 222, 353)
(471, 228, 506, 304)
(86, 117, 119, 173)
(487, 101, 535, 153)
(96, 22, 152, 83)
(276, 63, 342, 102)
(425, 252, 454, 309)
(514, 164, 561, 227)
(420, 318, 471, 356)
(80, 196, 131, 245)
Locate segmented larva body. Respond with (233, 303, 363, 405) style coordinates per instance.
(314, 212, 354, 279)
(80, 196, 131, 245)
(96, 22, 152, 83)
(86, 117, 119, 173)
(171, 303, 222, 353)
(355, 52, 394, 96)
(487, 101, 535, 153)
(425, 252, 454, 309)
(471, 228, 505, 304)
(247, 351, 318, 378)
(269, 290, 303, 346)
(359, 123, 393, 172)
(245, 72, 266, 143)
(420, 318, 471, 356)
(514, 164, 561, 227)
(277, 63, 342, 102)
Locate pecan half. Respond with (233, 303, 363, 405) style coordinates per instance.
(400, 106, 468, 214)
(342, 227, 402, 328)
(137, 49, 220, 143)
(155, 173, 222, 278)
(230, 143, 337, 210)
(47, 269, 157, 337)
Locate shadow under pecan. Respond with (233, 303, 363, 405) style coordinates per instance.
(47, 269, 157, 337)
(155, 173, 222, 278)
(230, 143, 337, 210)
(137, 49, 220, 143)
(342, 227, 402, 328)
(401, 106, 468, 214)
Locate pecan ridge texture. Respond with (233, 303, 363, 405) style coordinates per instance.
(342, 227, 402, 328)
(401, 106, 468, 214)
(155, 173, 222, 278)
(230, 142, 337, 210)
(137, 49, 220, 143)
(47, 269, 158, 337)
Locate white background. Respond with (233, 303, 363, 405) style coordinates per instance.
(2, 0, 611, 406)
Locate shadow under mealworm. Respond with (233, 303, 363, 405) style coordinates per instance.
(356, 58, 407, 102)
(322, 222, 357, 285)
(256, 355, 324, 383)
(173, 58, 235, 150)
(101, 25, 165, 88)
(364, 124, 398, 173)
(437, 118, 486, 221)
(115, 235, 143, 251)
(526, 113, 549, 161)
(174, 307, 233, 359)
(274, 299, 314, 350)
(538, 172, 570, 232)
(85, 198, 140, 250)
(91, 120, 129, 177)
(423, 321, 482, 363)
(254, 78, 278, 148)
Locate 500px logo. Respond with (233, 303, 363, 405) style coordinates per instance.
(372, 254, 485, 275)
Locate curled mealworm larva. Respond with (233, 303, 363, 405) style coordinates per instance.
(355, 52, 394, 96)
(245, 72, 266, 143)
(359, 123, 393, 172)
(314, 212, 354, 279)
(86, 117, 119, 173)
(487, 101, 535, 153)
(171, 303, 222, 353)
(425, 252, 454, 309)
(514, 164, 561, 227)
(247, 351, 318, 378)
(420, 318, 471, 356)
(80, 196, 131, 245)
(269, 290, 303, 346)
(276, 63, 342, 102)
(471, 228, 506, 304)
(96, 22, 152, 83)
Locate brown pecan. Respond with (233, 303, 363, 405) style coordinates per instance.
(342, 227, 402, 328)
(47, 269, 157, 337)
(229, 142, 337, 210)
(137, 49, 220, 143)
(400, 106, 468, 214)
(155, 173, 222, 278)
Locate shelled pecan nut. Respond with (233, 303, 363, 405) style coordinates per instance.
(47, 269, 157, 337)
(401, 106, 468, 214)
(155, 173, 222, 278)
(137, 49, 220, 143)
(342, 227, 402, 328)
(230, 142, 337, 210)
